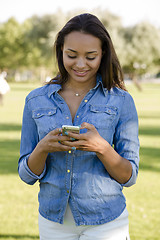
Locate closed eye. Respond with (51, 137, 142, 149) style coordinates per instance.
(67, 55, 96, 60)
(68, 55, 76, 59)
(86, 57, 96, 60)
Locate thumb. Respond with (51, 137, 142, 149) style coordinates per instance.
(80, 122, 95, 131)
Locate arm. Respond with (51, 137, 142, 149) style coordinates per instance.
(18, 99, 73, 184)
(112, 93, 140, 186)
(18, 99, 41, 185)
(96, 138, 133, 184)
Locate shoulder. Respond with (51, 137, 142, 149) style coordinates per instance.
(107, 87, 137, 117)
(25, 84, 58, 103)
(108, 87, 134, 102)
(25, 85, 48, 101)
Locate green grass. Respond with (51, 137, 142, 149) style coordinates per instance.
(0, 82, 160, 240)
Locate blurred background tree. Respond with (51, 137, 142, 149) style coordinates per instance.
(0, 9, 160, 83)
(0, 18, 26, 69)
(25, 14, 58, 66)
(122, 22, 160, 81)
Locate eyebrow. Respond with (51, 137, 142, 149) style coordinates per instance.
(67, 48, 97, 54)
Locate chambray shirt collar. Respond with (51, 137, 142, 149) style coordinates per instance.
(95, 74, 108, 96)
(47, 74, 107, 98)
(48, 83, 62, 98)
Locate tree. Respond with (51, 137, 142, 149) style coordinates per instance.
(122, 22, 160, 77)
(95, 9, 127, 69)
(25, 14, 58, 67)
(0, 18, 25, 70)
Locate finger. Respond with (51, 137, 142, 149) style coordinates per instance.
(61, 140, 85, 147)
(59, 145, 73, 151)
(60, 140, 75, 146)
(58, 135, 72, 141)
(73, 144, 90, 151)
(50, 128, 62, 135)
(57, 140, 73, 150)
(80, 122, 95, 130)
(60, 142, 77, 151)
(47, 134, 70, 146)
(64, 131, 87, 140)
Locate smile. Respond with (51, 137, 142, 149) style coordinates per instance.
(73, 69, 89, 77)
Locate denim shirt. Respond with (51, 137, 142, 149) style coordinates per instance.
(18, 75, 139, 226)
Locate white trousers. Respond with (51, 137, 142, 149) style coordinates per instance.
(39, 206, 130, 240)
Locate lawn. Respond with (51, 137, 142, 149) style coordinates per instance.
(0, 81, 160, 240)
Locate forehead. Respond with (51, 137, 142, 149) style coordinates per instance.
(63, 31, 102, 51)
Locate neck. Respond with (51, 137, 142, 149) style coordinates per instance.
(63, 78, 96, 92)
(61, 80, 96, 97)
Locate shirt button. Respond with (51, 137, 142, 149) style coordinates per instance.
(84, 99, 88, 103)
(68, 150, 71, 154)
(48, 111, 51, 114)
(76, 115, 79, 118)
(37, 113, 40, 116)
(66, 116, 69, 119)
(67, 190, 69, 193)
(67, 169, 70, 173)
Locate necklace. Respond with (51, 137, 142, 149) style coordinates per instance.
(75, 93, 81, 97)
(74, 89, 90, 97)
(62, 83, 95, 97)
(75, 92, 86, 97)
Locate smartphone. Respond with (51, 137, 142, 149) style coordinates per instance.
(62, 125, 80, 136)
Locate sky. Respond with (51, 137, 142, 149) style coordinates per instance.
(0, 0, 160, 27)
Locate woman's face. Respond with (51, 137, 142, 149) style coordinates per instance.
(62, 31, 102, 85)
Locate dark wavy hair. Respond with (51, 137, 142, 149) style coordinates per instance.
(49, 13, 126, 90)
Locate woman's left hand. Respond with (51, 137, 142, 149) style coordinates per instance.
(62, 122, 132, 184)
(61, 122, 107, 153)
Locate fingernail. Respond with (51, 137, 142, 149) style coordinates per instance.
(70, 137, 76, 141)
(64, 131, 68, 136)
(72, 147, 76, 150)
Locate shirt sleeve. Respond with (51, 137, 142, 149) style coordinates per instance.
(113, 92, 140, 187)
(18, 98, 46, 185)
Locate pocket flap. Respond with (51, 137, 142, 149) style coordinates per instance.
(32, 108, 57, 119)
(90, 105, 117, 115)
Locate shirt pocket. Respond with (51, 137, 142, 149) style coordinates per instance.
(88, 105, 117, 129)
(32, 108, 57, 139)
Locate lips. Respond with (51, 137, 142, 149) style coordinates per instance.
(73, 69, 89, 77)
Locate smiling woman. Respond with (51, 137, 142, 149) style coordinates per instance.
(62, 31, 102, 86)
(18, 13, 139, 240)
(52, 13, 125, 91)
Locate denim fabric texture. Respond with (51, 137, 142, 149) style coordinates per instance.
(18, 75, 139, 226)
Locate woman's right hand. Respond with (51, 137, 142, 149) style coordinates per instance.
(27, 128, 73, 176)
(37, 127, 73, 153)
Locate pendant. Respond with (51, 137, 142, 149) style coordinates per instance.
(75, 93, 80, 97)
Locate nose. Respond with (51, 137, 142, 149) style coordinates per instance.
(76, 57, 86, 69)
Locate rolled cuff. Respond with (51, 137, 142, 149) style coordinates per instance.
(122, 161, 138, 187)
(18, 154, 46, 185)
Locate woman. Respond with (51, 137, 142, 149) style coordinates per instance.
(18, 13, 139, 240)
